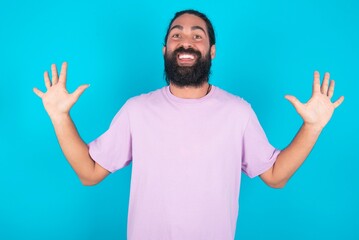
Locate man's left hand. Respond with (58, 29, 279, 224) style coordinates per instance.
(285, 71, 344, 130)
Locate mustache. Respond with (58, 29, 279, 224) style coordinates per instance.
(172, 47, 202, 58)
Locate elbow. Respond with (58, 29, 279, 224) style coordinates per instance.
(80, 176, 100, 186)
(268, 179, 287, 189)
(260, 169, 287, 189)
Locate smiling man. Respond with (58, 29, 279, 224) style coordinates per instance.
(34, 9, 344, 240)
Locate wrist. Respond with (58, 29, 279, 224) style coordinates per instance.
(50, 113, 71, 125)
(302, 122, 323, 134)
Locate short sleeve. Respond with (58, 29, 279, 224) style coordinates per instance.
(88, 102, 132, 173)
(241, 107, 280, 178)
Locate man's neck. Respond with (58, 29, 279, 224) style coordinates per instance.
(169, 83, 212, 99)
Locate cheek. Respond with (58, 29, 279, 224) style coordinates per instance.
(203, 47, 211, 58)
(166, 41, 178, 52)
(199, 43, 211, 54)
(164, 49, 176, 60)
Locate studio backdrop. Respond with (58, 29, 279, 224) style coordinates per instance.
(0, 0, 357, 239)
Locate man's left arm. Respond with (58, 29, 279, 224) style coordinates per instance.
(260, 71, 344, 188)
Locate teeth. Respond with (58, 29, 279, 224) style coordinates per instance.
(178, 54, 195, 60)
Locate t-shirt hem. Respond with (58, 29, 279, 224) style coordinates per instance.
(88, 143, 116, 173)
(247, 149, 281, 178)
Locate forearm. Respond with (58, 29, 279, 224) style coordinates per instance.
(272, 123, 322, 186)
(51, 114, 96, 184)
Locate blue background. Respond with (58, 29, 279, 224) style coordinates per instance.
(0, 0, 358, 239)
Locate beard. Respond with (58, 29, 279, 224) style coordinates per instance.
(164, 46, 212, 87)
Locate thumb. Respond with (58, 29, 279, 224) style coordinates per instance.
(71, 84, 90, 101)
(284, 95, 303, 111)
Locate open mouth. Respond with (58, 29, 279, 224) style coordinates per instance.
(177, 53, 197, 65)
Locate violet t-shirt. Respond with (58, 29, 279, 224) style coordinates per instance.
(88, 85, 280, 240)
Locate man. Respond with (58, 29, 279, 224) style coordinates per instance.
(33, 9, 344, 240)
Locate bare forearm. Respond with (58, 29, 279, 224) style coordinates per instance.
(270, 71, 344, 187)
(51, 114, 95, 184)
(272, 123, 322, 186)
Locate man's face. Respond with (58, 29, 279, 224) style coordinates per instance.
(163, 14, 216, 87)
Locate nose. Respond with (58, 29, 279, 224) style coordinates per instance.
(181, 42, 192, 49)
(180, 35, 193, 49)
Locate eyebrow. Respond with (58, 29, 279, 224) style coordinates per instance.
(169, 25, 207, 36)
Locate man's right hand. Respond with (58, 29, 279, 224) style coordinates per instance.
(33, 62, 89, 121)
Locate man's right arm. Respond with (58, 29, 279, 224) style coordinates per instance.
(52, 114, 109, 185)
(33, 62, 109, 185)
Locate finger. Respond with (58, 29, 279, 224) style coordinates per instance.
(333, 96, 344, 108)
(313, 71, 321, 94)
(33, 87, 44, 98)
(321, 72, 330, 95)
(71, 84, 90, 101)
(285, 95, 303, 111)
(51, 63, 59, 85)
(59, 62, 68, 85)
(328, 80, 335, 99)
(44, 71, 51, 89)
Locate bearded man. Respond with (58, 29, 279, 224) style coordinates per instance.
(33, 9, 344, 240)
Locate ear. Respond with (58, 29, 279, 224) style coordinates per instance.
(162, 46, 166, 56)
(210, 45, 216, 59)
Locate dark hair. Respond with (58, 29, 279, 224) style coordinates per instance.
(163, 9, 216, 47)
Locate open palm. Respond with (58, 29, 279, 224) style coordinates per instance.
(285, 71, 344, 129)
(33, 62, 89, 119)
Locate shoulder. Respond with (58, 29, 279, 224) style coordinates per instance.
(110, 87, 165, 123)
(123, 87, 166, 108)
(212, 86, 252, 111)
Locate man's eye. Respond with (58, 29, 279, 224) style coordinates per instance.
(194, 35, 202, 40)
(172, 34, 180, 38)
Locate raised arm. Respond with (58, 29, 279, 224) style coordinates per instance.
(260, 71, 344, 188)
(33, 62, 109, 185)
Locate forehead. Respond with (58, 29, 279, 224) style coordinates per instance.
(170, 14, 208, 33)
